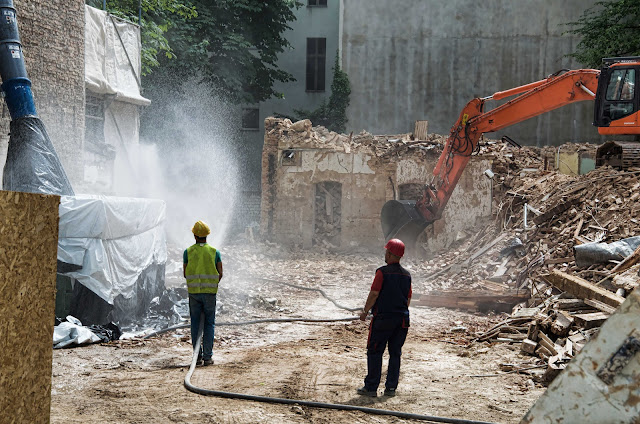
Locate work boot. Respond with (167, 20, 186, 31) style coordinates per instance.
(383, 387, 396, 397)
(203, 359, 214, 366)
(356, 386, 377, 397)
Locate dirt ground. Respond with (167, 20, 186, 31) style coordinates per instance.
(50, 243, 546, 423)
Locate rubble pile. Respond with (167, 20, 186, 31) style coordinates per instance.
(271, 118, 447, 158)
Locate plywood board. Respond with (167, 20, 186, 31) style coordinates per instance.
(0, 190, 60, 424)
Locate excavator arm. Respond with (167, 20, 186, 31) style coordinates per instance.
(381, 69, 600, 242)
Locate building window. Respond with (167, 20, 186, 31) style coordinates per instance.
(85, 93, 105, 144)
(308, 0, 327, 6)
(306, 38, 326, 92)
(242, 108, 260, 130)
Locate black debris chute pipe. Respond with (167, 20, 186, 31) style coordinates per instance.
(0, 0, 73, 195)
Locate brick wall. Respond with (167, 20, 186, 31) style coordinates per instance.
(0, 0, 85, 187)
(260, 119, 494, 254)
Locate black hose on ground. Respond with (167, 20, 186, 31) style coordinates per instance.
(184, 320, 499, 424)
(145, 279, 499, 424)
(143, 316, 358, 339)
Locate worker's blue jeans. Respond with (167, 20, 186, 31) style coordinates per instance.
(364, 314, 409, 390)
(189, 293, 217, 361)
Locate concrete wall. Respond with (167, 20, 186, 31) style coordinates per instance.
(261, 119, 492, 253)
(341, 0, 605, 146)
(0, 0, 85, 187)
(243, 2, 341, 190)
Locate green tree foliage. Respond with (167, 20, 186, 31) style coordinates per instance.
(86, 0, 197, 76)
(157, 0, 300, 103)
(566, 0, 640, 67)
(87, 0, 300, 103)
(295, 52, 351, 133)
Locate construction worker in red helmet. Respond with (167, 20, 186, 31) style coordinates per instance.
(183, 220, 223, 366)
(357, 238, 412, 397)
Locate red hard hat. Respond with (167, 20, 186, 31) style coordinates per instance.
(384, 238, 405, 257)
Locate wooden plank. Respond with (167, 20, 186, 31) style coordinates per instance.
(573, 312, 609, 329)
(574, 217, 584, 239)
(533, 198, 579, 225)
(521, 339, 537, 354)
(583, 299, 617, 314)
(0, 191, 60, 423)
(543, 270, 625, 308)
(551, 312, 574, 337)
(545, 256, 574, 265)
(538, 332, 560, 355)
(415, 291, 528, 313)
(413, 120, 428, 140)
(610, 244, 640, 274)
(498, 332, 527, 340)
(554, 298, 588, 310)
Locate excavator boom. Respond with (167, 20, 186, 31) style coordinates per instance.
(382, 57, 640, 243)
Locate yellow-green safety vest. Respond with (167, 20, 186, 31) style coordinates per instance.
(185, 243, 219, 294)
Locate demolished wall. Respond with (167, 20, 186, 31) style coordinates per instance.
(260, 118, 493, 253)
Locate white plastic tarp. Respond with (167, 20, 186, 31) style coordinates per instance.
(53, 316, 102, 349)
(85, 5, 150, 106)
(58, 194, 167, 304)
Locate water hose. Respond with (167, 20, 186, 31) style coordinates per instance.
(146, 279, 500, 423)
(184, 319, 498, 424)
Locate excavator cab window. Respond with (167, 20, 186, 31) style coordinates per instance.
(596, 66, 638, 126)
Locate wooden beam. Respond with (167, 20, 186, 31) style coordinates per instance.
(543, 270, 624, 308)
(574, 312, 609, 329)
(583, 298, 617, 314)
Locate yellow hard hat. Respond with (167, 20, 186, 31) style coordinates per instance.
(192, 220, 210, 237)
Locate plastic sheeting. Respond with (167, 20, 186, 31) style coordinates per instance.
(53, 316, 102, 348)
(57, 194, 167, 305)
(2, 117, 74, 195)
(84, 5, 150, 106)
(574, 236, 640, 268)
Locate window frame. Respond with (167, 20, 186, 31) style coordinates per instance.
(85, 93, 106, 145)
(306, 37, 327, 92)
(307, 0, 327, 7)
(241, 107, 260, 131)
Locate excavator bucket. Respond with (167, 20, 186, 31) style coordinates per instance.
(380, 200, 430, 246)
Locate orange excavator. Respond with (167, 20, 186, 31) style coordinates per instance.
(381, 56, 640, 243)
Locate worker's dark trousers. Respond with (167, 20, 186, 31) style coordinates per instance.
(364, 314, 409, 390)
(189, 293, 217, 361)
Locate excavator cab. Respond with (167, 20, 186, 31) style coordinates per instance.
(594, 57, 640, 135)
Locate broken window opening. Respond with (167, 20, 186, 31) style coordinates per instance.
(313, 181, 342, 247)
(399, 183, 424, 202)
(281, 150, 300, 166)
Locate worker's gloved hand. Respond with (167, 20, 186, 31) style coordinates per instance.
(359, 310, 368, 321)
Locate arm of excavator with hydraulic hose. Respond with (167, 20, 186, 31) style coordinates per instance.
(380, 69, 600, 243)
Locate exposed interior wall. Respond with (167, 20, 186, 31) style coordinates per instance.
(0, 0, 85, 187)
(0, 190, 60, 423)
(261, 118, 492, 254)
(341, 0, 604, 146)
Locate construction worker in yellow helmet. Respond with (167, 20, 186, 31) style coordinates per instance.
(183, 220, 223, 366)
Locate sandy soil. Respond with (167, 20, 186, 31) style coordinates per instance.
(50, 244, 545, 423)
